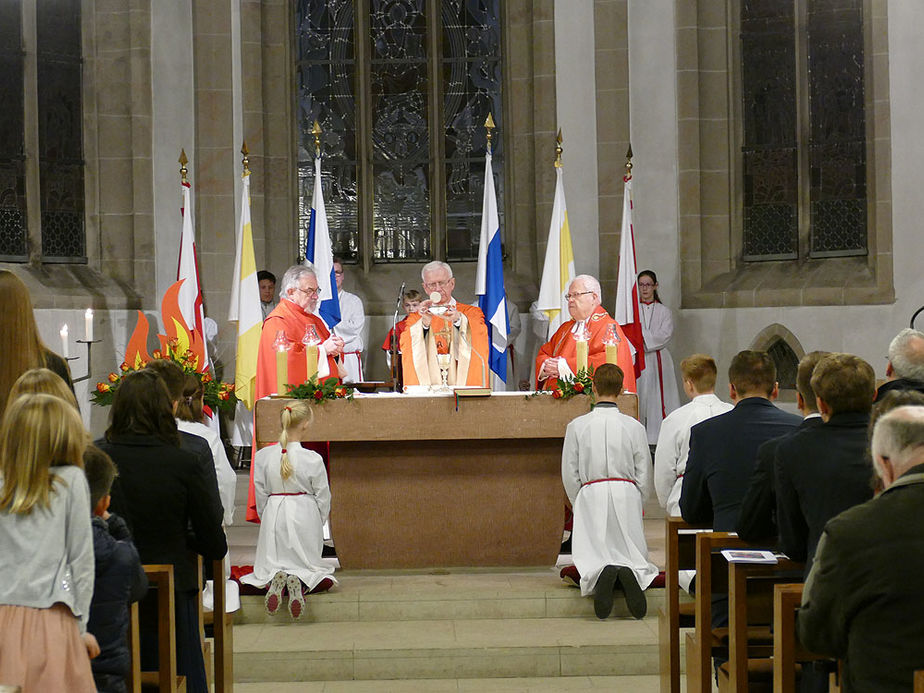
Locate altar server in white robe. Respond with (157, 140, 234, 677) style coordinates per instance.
(562, 363, 658, 620)
(654, 354, 733, 516)
(636, 270, 681, 444)
(333, 258, 366, 383)
(240, 401, 336, 619)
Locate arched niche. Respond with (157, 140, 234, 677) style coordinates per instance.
(750, 324, 804, 401)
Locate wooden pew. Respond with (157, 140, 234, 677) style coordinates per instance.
(127, 601, 141, 693)
(720, 558, 803, 692)
(685, 532, 750, 693)
(915, 669, 924, 693)
(773, 583, 841, 693)
(198, 557, 234, 692)
(659, 517, 711, 693)
(130, 564, 185, 692)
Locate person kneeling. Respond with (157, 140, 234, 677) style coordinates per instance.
(562, 364, 658, 619)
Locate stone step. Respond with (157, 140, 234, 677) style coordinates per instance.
(234, 568, 666, 625)
(231, 674, 665, 691)
(233, 615, 661, 683)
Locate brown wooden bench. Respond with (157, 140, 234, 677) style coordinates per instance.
(659, 516, 711, 693)
(128, 564, 186, 692)
(197, 557, 234, 692)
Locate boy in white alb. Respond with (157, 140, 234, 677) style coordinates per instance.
(562, 364, 658, 620)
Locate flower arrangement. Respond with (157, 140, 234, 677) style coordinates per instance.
(285, 376, 354, 403)
(92, 343, 239, 414)
(527, 367, 595, 402)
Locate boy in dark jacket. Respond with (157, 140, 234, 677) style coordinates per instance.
(85, 445, 148, 693)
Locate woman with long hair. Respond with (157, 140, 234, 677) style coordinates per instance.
(97, 369, 226, 693)
(636, 270, 680, 445)
(8, 367, 80, 411)
(0, 270, 74, 419)
(0, 394, 97, 691)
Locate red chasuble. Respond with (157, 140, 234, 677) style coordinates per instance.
(399, 302, 490, 387)
(534, 305, 637, 393)
(248, 299, 339, 522)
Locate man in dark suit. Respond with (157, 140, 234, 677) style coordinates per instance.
(736, 351, 829, 543)
(775, 353, 876, 575)
(798, 405, 924, 692)
(680, 350, 801, 532)
(875, 328, 924, 401)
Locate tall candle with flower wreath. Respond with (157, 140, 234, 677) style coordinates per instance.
(302, 324, 321, 381)
(274, 330, 289, 395)
(603, 323, 621, 365)
(575, 324, 589, 373)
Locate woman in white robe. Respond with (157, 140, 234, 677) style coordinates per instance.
(636, 270, 681, 445)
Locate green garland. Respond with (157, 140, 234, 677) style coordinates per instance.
(285, 376, 354, 402)
(527, 366, 595, 402)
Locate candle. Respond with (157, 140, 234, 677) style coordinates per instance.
(605, 344, 618, 365)
(305, 344, 319, 381)
(84, 308, 94, 342)
(276, 350, 287, 395)
(575, 339, 588, 373)
(60, 324, 69, 358)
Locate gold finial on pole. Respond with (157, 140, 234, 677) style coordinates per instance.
(241, 141, 250, 176)
(624, 144, 633, 180)
(484, 113, 495, 155)
(179, 149, 188, 184)
(554, 129, 563, 168)
(312, 120, 322, 157)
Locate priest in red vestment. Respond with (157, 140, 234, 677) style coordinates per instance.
(535, 274, 637, 393)
(400, 261, 490, 388)
(249, 264, 344, 522)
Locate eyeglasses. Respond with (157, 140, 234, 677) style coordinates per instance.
(423, 279, 452, 290)
(295, 286, 321, 297)
(638, 282, 655, 288)
(565, 291, 595, 301)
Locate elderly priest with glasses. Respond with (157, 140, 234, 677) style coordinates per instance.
(400, 261, 490, 388)
(535, 275, 636, 393)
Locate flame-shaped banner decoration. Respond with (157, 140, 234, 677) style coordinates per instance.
(157, 280, 207, 372)
(123, 311, 153, 369)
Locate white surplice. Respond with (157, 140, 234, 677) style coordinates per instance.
(176, 418, 237, 526)
(336, 289, 366, 383)
(653, 393, 733, 515)
(562, 403, 659, 596)
(240, 442, 336, 590)
(637, 301, 681, 444)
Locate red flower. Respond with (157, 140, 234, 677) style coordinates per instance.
(96, 383, 111, 393)
(335, 387, 346, 397)
(552, 390, 562, 399)
(119, 362, 131, 372)
(152, 350, 163, 359)
(202, 371, 213, 383)
(573, 382, 584, 393)
(313, 390, 324, 401)
(108, 372, 119, 383)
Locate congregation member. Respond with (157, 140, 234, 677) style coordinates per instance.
(0, 269, 74, 419)
(256, 264, 343, 401)
(680, 350, 801, 532)
(798, 405, 924, 692)
(382, 289, 423, 370)
(332, 258, 366, 383)
(561, 364, 657, 620)
(535, 274, 636, 392)
(875, 327, 924, 401)
(240, 401, 336, 620)
(736, 351, 828, 543)
(400, 261, 490, 387)
(775, 353, 876, 573)
(84, 445, 148, 693)
(635, 270, 680, 444)
(654, 353, 732, 516)
(8, 366, 80, 410)
(98, 370, 227, 693)
(0, 394, 96, 692)
(258, 269, 278, 320)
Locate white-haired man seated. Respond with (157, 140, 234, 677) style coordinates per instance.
(876, 328, 924, 401)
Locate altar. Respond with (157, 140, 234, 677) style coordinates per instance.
(254, 391, 638, 569)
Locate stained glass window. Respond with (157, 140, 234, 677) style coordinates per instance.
(296, 0, 504, 264)
(0, 0, 27, 261)
(37, 0, 86, 262)
(740, 0, 867, 261)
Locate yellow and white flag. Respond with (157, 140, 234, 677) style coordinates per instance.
(534, 164, 575, 338)
(228, 171, 262, 409)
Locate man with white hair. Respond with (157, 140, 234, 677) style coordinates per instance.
(535, 275, 636, 393)
(875, 327, 924, 401)
(798, 405, 924, 691)
(399, 261, 490, 387)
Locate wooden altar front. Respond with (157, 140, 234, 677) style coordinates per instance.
(255, 392, 638, 569)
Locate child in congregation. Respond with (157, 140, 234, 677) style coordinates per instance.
(240, 401, 336, 619)
(84, 444, 148, 693)
(382, 288, 423, 369)
(0, 394, 98, 692)
(8, 366, 80, 409)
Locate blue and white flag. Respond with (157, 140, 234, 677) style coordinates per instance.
(475, 151, 508, 382)
(305, 156, 340, 329)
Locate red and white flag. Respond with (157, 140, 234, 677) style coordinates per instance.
(614, 174, 645, 379)
(178, 181, 209, 367)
